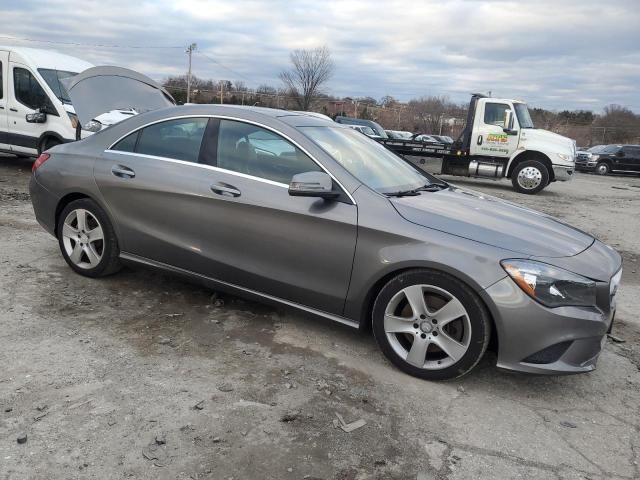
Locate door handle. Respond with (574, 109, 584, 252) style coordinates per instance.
(477, 135, 483, 145)
(9, 108, 18, 112)
(210, 182, 241, 197)
(0, 106, 4, 110)
(111, 165, 136, 179)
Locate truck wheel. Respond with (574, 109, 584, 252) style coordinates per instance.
(595, 162, 610, 175)
(511, 160, 549, 194)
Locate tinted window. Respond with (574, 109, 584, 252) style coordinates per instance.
(13, 67, 55, 112)
(484, 103, 510, 127)
(623, 146, 640, 157)
(217, 120, 321, 184)
(112, 131, 139, 153)
(135, 118, 208, 162)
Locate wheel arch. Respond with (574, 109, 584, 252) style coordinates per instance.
(356, 263, 499, 354)
(37, 131, 66, 154)
(507, 150, 554, 181)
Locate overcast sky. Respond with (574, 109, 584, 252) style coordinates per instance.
(2, 0, 638, 112)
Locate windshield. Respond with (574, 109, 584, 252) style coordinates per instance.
(514, 103, 534, 129)
(38, 68, 77, 104)
(301, 126, 435, 194)
(589, 145, 620, 154)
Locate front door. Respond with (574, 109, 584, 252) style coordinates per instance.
(619, 146, 640, 172)
(470, 100, 519, 162)
(96, 117, 210, 272)
(8, 63, 58, 154)
(0, 51, 9, 150)
(197, 118, 358, 315)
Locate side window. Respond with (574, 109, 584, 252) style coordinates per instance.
(13, 67, 54, 112)
(484, 103, 510, 127)
(112, 131, 139, 153)
(135, 118, 208, 162)
(217, 119, 321, 184)
(623, 146, 640, 157)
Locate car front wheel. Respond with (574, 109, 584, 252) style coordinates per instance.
(57, 198, 121, 277)
(372, 270, 491, 380)
(511, 160, 550, 194)
(595, 162, 610, 175)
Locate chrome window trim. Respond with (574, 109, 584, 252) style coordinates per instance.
(106, 150, 289, 189)
(105, 114, 356, 204)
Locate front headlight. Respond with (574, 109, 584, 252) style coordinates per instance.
(557, 153, 574, 162)
(83, 119, 103, 133)
(501, 260, 597, 308)
(590, 154, 600, 161)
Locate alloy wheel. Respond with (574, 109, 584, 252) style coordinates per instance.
(61, 209, 104, 269)
(517, 166, 543, 190)
(383, 284, 471, 370)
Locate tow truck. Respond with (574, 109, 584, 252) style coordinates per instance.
(379, 94, 576, 194)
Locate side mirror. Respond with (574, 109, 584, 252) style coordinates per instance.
(503, 110, 517, 135)
(289, 171, 340, 199)
(26, 110, 47, 124)
(616, 150, 624, 157)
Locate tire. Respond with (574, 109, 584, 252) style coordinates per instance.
(511, 160, 550, 194)
(57, 198, 121, 277)
(372, 269, 491, 380)
(595, 162, 610, 175)
(39, 137, 61, 154)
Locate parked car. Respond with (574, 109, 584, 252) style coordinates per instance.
(431, 135, 454, 144)
(575, 144, 640, 175)
(30, 104, 622, 380)
(347, 124, 382, 139)
(335, 116, 388, 138)
(385, 130, 413, 140)
(413, 134, 440, 144)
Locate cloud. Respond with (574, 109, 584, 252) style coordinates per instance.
(1, 0, 638, 111)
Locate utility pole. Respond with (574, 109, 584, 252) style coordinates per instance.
(185, 43, 196, 103)
(220, 82, 224, 104)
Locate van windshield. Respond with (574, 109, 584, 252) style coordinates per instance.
(38, 69, 77, 105)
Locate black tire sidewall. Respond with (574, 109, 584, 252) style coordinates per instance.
(56, 199, 120, 277)
(372, 269, 491, 381)
(511, 160, 550, 194)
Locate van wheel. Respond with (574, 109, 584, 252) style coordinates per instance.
(511, 160, 549, 194)
(595, 162, 610, 175)
(39, 137, 61, 154)
(372, 269, 491, 380)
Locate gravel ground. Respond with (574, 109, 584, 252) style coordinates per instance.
(1, 153, 639, 480)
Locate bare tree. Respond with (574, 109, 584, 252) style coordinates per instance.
(279, 46, 334, 111)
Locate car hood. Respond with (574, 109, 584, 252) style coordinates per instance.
(520, 128, 575, 155)
(391, 186, 593, 258)
(62, 66, 175, 126)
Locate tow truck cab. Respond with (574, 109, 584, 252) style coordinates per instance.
(444, 94, 575, 194)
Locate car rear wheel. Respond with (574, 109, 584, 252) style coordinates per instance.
(511, 160, 550, 194)
(595, 162, 610, 175)
(57, 199, 121, 277)
(372, 270, 491, 380)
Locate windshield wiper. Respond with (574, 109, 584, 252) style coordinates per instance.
(384, 183, 448, 197)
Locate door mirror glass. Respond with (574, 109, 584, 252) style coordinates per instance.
(26, 110, 47, 123)
(617, 150, 624, 157)
(289, 171, 339, 199)
(503, 110, 515, 132)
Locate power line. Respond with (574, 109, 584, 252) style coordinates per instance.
(196, 51, 254, 83)
(0, 34, 184, 49)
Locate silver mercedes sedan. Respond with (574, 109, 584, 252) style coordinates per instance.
(30, 104, 622, 380)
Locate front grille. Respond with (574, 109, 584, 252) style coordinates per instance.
(576, 153, 590, 162)
(523, 341, 572, 364)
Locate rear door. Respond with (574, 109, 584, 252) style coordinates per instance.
(96, 117, 209, 271)
(620, 146, 640, 172)
(470, 100, 519, 160)
(196, 118, 358, 315)
(0, 51, 9, 150)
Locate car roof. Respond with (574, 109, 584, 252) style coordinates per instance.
(0, 46, 93, 72)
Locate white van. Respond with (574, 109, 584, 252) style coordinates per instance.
(0, 46, 92, 157)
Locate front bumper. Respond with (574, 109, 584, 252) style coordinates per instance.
(575, 161, 597, 171)
(552, 164, 574, 182)
(484, 244, 622, 375)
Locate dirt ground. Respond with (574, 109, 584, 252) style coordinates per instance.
(1, 154, 639, 480)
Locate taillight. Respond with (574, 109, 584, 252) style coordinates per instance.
(32, 153, 50, 174)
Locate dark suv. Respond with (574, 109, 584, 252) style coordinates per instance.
(576, 144, 640, 175)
